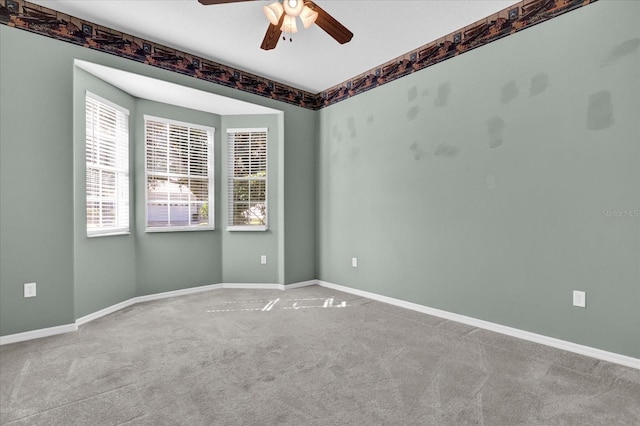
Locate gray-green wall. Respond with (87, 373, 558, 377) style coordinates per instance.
(73, 69, 137, 318)
(0, 24, 316, 335)
(73, 69, 227, 317)
(317, 0, 639, 358)
(221, 114, 281, 284)
(134, 100, 223, 297)
(1, 1, 638, 359)
(1, 27, 76, 333)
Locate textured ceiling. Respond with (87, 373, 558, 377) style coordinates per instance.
(29, 0, 519, 93)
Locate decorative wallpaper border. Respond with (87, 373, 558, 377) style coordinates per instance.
(0, 0, 597, 110)
(0, 0, 321, 109)
(319, 0, 598, 107)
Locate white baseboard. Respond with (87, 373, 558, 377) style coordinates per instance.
(0, 281, 311, 345)
(136, 283, 224, 304)
(76, 298, 138, 326)
(317, 280, 640, 370)
(220, 283, 282, 290)
(0, 323, 77, 345)
(219, 281, 316, 290)
(283, 280, 317, 289)
(3, 279, 638, 371)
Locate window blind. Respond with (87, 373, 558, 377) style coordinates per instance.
(85, 93, 129, 236)
(227, 128, 268, 230)
(145, 116, 214, 230)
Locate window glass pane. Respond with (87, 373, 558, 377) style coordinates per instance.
(232, 203, 250, 226)
(87, 201, 100, 227)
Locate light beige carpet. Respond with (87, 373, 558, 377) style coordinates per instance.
(1, 285, 639, 425)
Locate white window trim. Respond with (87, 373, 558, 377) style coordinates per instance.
(85, 91, 130, 238)
(144, 115, 215, 232)
(226, 127, 268, 232)
(87, 230, 130, 238)
(227, 225, 268, 232)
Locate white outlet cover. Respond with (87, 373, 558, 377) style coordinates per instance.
(352, 257, 358, 268)
(573, 290, 586, 308)
(24, 282, 37, 298)
(260, 255, 267, 265)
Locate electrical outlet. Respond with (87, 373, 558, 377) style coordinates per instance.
(261, 255, 267, 265)
(24, 282, 37, 298)
(352, 257, 358, 268)
(573, 290, 586, 308)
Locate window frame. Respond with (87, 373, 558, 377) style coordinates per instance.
(144, 115, 215, 233)
(226, 127, 269, 232)
(85, 91, 130, 238)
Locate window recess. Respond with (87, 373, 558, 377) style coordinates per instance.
(227, 128, 268, 231)
(85, 92, 130, 237)
(144, 116, 215, 232)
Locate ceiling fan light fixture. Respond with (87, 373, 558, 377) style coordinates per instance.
(299, 5, 318, 29)
(281, 14, 298, 33)
(283, 0, 304, 17)
(263, 2, 284, 26)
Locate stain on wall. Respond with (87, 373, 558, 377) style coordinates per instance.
(501, 80, 519, 104)
(434, 143, 460, 158)
(331, 124, 343, 142)
(409, 142, 427, 160)
(434, 82, 451, 107)
(486, 116, 505, 149)
(530, 72, 550, 96)
(347, 116, 357, 138)
(587, 90, 615, 130)
(602, 38, 640, 66)
(366, 115, 374, 124)
(408, 86, 418, 102)
(407, 106, 420, 121)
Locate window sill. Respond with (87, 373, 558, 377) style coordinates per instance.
(145, 226, 215, 233)
(226, 225, 268, 232)
(87, 230, 130, 238)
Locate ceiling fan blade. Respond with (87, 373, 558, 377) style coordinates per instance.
(260, 13, 284, 50)
(306, 1, 353, 44)
(198, 0, 256, 5)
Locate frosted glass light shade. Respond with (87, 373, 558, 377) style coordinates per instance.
(283, 0, 304, 17)
(300, 5, 318, 29)
(281, 14, 298, 33)
(263, 2, 284, 26)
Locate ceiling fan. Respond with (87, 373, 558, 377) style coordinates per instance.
(198, 0, 354, 50)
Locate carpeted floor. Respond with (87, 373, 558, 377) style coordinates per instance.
(1, 285, 639, 425)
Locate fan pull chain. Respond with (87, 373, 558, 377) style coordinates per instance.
(282, 30, 293, 43)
